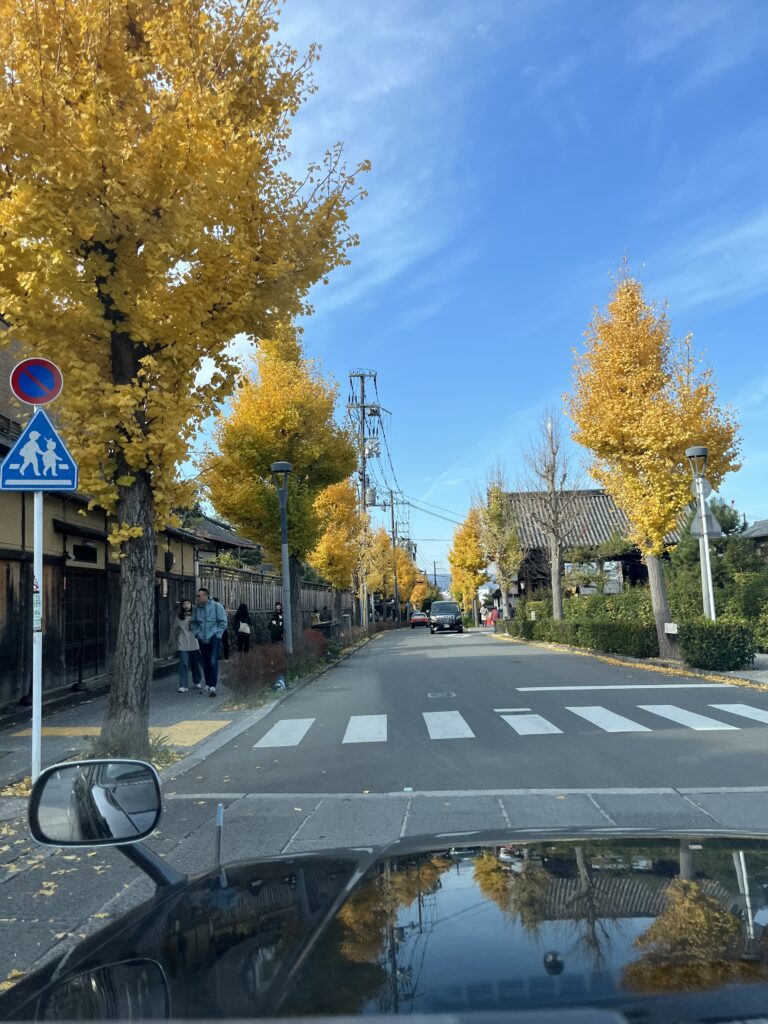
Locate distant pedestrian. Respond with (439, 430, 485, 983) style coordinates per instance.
(233, 602, 253, 653)
(269, 602, 284, 644)
(190, 588, 228, 696)
(321, 605, 331, 623)
(169, 598, 202, 693)
(310, 608, 321, 626)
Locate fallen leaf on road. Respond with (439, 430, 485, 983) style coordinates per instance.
(0, 778, 31, 797)
(86, 851, 98, 857)
(293, 807, 302, 812)
(362, 790, 369, 795)
(91, 912, 109, 919)
(0, 918, 17, 923)
(51, 869, 76, 876)
(194, 801, 206, 806)
(61, 855, 79, 861)
(35, 881, 57, 898)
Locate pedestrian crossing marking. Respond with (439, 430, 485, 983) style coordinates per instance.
(566, 707, 651, 733)
(638, 705, 739, 731)
(254, 718, 316, 748)
(423, 711, 475, 739)
(710, 704, 768, 724)
(501, 713, 562, 736)
(343, 715, 387, 743)
(247, 700, 768, 750)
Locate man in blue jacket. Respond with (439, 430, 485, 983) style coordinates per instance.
(191, 588, 228, 696)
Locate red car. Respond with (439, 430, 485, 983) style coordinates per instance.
(410, 611, 429, 628)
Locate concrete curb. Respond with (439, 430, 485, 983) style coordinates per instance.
(490, 631, 768, 691)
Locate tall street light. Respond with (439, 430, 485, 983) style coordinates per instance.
(685, 445, 719, 621)
(271, 461, 294, 656)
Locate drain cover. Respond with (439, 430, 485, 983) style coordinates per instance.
(427, 691, 456, 699)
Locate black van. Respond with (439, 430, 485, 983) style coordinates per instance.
(429, 600, 463, 634)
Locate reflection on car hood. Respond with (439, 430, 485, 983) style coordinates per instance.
(3, 834, 768, 1021)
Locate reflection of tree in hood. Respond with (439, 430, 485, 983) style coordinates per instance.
(337, 857, 452, 964)
(623, 878, 768, 993)
(473, 852, 549, 935)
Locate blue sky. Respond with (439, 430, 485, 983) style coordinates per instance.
(265, 0, 768, 576)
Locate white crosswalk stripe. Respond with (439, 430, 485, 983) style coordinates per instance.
(567, 706, 651, 733)
(343, 715, 388, 743)
(501, 713, 562, 736)
(249, 700, 768, 749)
(637, 705, 739, 731)
(709, 703, 768, 724)
(423, 710, 475, 739)
(254, 718, 316, 748)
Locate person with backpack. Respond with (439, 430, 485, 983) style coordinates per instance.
(169, 598, 202, 693)
(233, 603, 253, 653)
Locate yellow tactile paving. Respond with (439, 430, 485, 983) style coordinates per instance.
(12, 720, 232, 748)
(153, 721, 231, 747)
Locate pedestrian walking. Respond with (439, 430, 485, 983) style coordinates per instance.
(268, 602, 284, 644)
(190, 587, 228, 696)
(169, 598, 202, 693)
(211, 594, 230, 660)
(233, 603, 253, 653)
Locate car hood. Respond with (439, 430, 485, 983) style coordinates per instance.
(3, 833, 768, 1021)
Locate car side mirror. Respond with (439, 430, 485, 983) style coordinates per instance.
(29, 759, 162, 847)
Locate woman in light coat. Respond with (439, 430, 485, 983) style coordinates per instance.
(169, 598, 203, 692)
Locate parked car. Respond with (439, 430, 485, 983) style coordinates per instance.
(410, 610, 429, 628)
(429, 600, 463, 634)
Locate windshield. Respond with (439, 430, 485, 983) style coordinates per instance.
(1, 0, 765, 1018)
(431, 602, 460, 615)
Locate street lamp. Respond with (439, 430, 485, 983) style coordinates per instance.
(271, 461, 294, 656)
(685, 445, 718, 621)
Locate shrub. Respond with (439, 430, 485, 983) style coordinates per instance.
(497, 616, 657, 658)
(577, 621, 659, 659)
(224, 644, 287, 697)
(756, 606, 768, 653)
(564, 585, 654, 626)
(678, 619, 757, 671)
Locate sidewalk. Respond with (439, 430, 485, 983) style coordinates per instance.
(0, 666, 238, 788)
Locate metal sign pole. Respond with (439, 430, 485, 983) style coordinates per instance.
(698, 536, 712, 619)
(32, 489, 43, 782)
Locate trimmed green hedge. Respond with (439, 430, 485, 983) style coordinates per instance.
(496, 617, 659, 659)
(678, 619, 757, 671)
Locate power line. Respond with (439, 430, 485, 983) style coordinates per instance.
(404, 499, 463, 526)
(404, 493, 467, 518)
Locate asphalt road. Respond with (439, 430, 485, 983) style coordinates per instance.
(168, 628, 768, 796)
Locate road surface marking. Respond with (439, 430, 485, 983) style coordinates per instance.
(254, 718, 316, 747)
(501, 713, 562, 735)
(518, 683, 732, 691)
(638, 705, 739, 730)
(566, 706, 651, 733)
(494, 708, 531, 713)
(343, 715, 388, 743)
(422, 711, 475, 739)
(709, 704, 768, 725)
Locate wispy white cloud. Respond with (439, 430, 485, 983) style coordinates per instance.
(650, 207, 768, 312)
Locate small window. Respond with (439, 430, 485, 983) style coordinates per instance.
(72, 543, 98, 564)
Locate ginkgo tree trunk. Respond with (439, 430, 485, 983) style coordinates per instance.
(0, 0, 367, 755)
(204, 325, 357, 650)
(567, 271, 740, 660)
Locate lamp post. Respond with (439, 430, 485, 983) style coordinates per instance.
(271, 461, 294, 656)
(685, 446, 716, 621)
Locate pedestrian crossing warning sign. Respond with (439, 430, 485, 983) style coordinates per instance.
(0, 408, 78, 491)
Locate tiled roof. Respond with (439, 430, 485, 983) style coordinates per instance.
(742, 518, 768, 540)
(541, 876, 730, 921)
(504, 489, 681, 551)
(192, 515, 259, 549)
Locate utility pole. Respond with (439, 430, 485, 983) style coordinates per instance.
(348, 370, 378, 629)
(433, 561, 438, 588)
(389, 489, 400, 626)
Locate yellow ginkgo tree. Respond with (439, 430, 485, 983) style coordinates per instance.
(0, 0, 368, 754)
(567, 272, 740, 657)
(448, 508, 486, 614)
(204, 324, 357, 646)
(308, 479, 367, 620)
